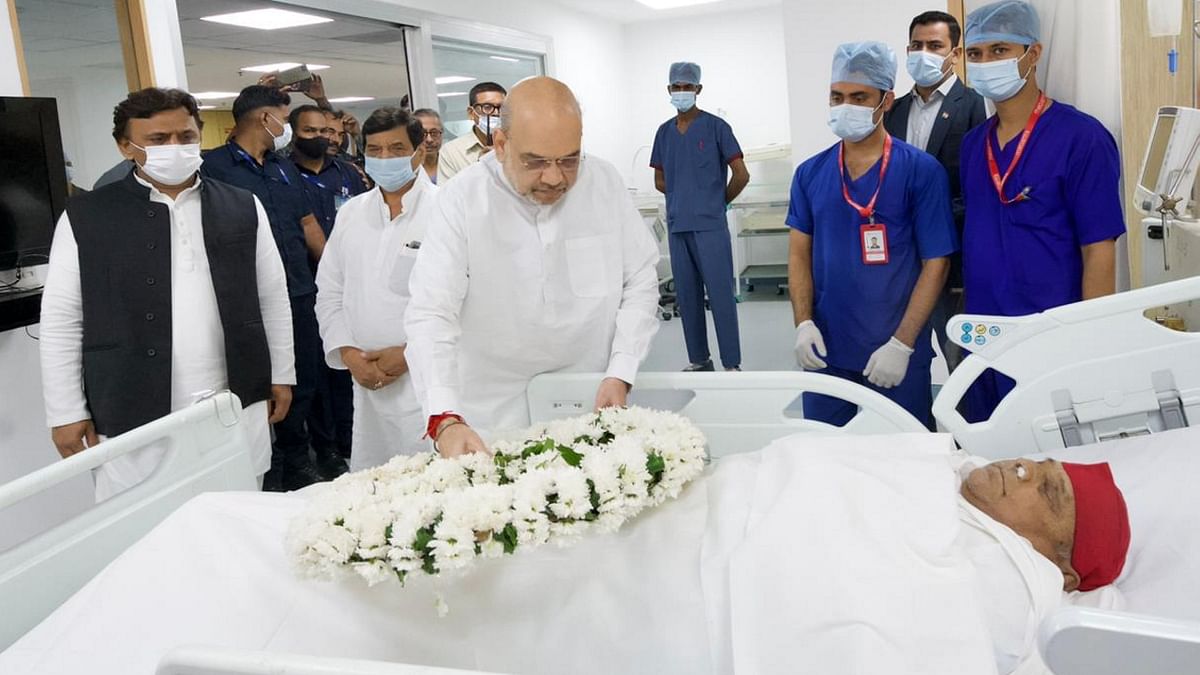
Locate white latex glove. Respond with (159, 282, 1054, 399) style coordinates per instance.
(863, 337, 914, 389)
(793, 320, 828, 370)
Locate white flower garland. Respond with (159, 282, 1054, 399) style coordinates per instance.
(287, 406, 708, 590)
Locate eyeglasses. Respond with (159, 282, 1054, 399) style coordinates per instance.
(471, 103, 503, 115)
(519, 154, 584, 173)
(424, 129, 444, 139)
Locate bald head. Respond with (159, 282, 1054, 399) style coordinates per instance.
(499, 76, 582, 135)
(494, 77, 584, 206)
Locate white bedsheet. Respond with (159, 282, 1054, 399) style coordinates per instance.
(1043, 425, 1200, 623)
(2, 434, 1001, 675)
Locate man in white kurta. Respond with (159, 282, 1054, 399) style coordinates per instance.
(405, 77, 660, 454)
(39, 91, 294, 502)
(316, 108, 437, 470)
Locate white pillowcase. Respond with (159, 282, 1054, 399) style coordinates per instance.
(1041, 425, 1200, 621)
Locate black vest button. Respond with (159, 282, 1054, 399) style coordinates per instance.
(147, 242, 157, 250)
(145, 312, 155, 321)
(147, 348, 157, 357)
(146, 276, 155, 285)
(147, 210, 156, 217)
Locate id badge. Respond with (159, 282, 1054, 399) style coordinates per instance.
(334, 194, 349, 211)
(860, 223, 889, 265)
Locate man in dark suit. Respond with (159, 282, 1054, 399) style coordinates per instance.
(885, 10, 987, 369)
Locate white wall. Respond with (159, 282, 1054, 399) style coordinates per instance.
(0, 4, 95, 548)
(783, 0, 929, 166)
(620, 5, 790, 192)
(373, 0, 628, 167)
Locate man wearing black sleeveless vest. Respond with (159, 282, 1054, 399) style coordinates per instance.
(39, 88, 295, 501)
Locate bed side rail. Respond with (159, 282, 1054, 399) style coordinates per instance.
(1039, 606, 1200, 675)
(157, 645, 503, 675)
(933, 277, 1200, 460)
(0, 392, 255, 651)
(528, 371, 928, 458)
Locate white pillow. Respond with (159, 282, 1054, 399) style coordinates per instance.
(1041, 425, 1200, 621)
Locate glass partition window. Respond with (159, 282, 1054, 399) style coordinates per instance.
(15, 0, 133, 191)
(177, 0, 413, 148)
(432, 40, 543, 140)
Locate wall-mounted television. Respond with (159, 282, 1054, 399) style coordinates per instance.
(0, 96, 67, 271)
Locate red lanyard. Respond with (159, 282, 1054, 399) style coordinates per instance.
(838, 134, 893, 223)
(986, 91, 1048, 205)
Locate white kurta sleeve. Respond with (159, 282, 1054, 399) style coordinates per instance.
(252, 197, 295, 386)
(39, 212, 91, 428)
(605, 186, 661, 385)
(314, 207, 355, 369)
(404, 194, 469, 417)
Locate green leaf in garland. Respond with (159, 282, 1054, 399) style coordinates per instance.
(557, 444, 584, 467)
(646, 453, 666, 486)
(492, 523, 519, 554)
(521, 438, 556, 459)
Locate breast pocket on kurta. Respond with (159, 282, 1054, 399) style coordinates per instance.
(387, 247, 420, 296)
(565, 236, 608, 298)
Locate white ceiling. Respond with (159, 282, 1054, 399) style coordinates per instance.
(548, 0, 781, 23)
(177, 0, 412, 113)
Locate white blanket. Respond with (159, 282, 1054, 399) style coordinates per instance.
(3, 433, 1013, 675)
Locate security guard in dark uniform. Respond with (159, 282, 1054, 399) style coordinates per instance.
(288, 104, 369, 478)
(200, 85, 327, 491)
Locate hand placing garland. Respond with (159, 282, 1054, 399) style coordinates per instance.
(287, 406, 708, 591)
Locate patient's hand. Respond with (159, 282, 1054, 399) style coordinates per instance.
(52, 419, 99, 459)
(436, 422, 488, 458)
(594, 377, 632, 411)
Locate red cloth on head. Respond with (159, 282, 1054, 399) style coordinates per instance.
(1061, 462, 1130, 591)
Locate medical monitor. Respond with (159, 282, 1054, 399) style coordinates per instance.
(1135, 106, 1200, 217)
(0, 96, 67, 271)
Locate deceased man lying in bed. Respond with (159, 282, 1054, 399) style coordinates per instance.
(0, 435, 1131, 675)
(954, 455, 1130, 674)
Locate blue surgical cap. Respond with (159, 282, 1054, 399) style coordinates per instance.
(831, 42, 896, 91)
(669, 62, 701, 85)
(965, 0, 1041, 47)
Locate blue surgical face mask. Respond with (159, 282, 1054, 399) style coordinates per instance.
(671, 91, 696, 112)
(828, 100, 883, 142)
(365, 154, 416, 192)
(967, 53, 1030, 102)
(906, 51, 948, 88)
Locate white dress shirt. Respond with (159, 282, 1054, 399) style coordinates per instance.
(905, 73, 958, 152)
(315, 173, 437, 469)
(39, 173, 294, 499)
(405, 152, 661, 435)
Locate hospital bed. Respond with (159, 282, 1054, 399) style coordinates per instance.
(6, 280, 1200, 673)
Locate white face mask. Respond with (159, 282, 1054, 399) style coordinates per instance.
(131, 142, 203, 186)
(828, 100, 884, 142)
(907, 51, 949, 88)
(475, 114, 501, 141)
(265, 113, 293, 151)
(967, 54, 1031, 102)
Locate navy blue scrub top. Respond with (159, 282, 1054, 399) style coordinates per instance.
(200, 141, 316, 298)
(293, 155, 368, 238)
(959, 102, 1125, 317)
(650, 110, 743, 233)
(786, 138, 958, 370)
